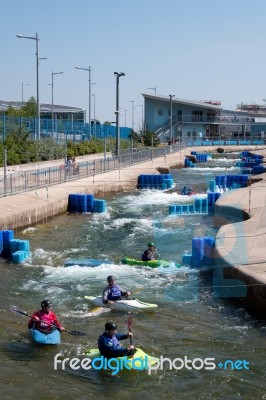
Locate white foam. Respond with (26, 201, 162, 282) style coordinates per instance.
(21, 227, 38, 234)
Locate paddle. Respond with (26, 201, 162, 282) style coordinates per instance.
(10, 305, 85, 336)
(121, 287, 144, 300)
(128, 316, 134, 356)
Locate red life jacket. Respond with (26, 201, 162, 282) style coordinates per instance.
(28, 310, 62, 333)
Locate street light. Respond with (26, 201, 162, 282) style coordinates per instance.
(51, 71, 64, 136)
(136, 104, 144, 134)
(75, 66, 92, 138)
(124, 109, 129, 127)
(169, 94, 175, 144)
(21, 82, 31, 104)
(17, 33, 41, 139)
(114, 72, 125, 156)
(148, 86, 156, 94)
(91, 93, 96, 135)
(128, 100, 134, 132)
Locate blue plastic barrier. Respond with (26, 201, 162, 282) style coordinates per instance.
(0, 230, 31, 264)
(192, 238, 205, 268)
(203, 237, 215, 266)
(138, 174, 174, 190)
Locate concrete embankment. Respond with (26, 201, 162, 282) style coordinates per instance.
(214, 165, 266, 316)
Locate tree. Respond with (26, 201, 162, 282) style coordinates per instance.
(141, 131, 160, 147)
(5, 97, 37, 117)
(21, 96, 37, 117)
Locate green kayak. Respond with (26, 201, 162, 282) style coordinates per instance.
(85, 347, 158, 370)
(121, 257, 180, 268)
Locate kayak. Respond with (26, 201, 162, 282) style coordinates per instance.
(121, 257, 181, 268)
(85, 296, 158, 311)
(64, 258, 113, 267)
(29, 328, 61, 345)
(85, 347, 159, 370)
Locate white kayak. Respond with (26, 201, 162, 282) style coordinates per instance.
(84, 295, 158, 311)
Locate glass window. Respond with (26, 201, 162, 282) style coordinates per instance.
(192, 110, 203, 122)
(158, 109, 163, 116)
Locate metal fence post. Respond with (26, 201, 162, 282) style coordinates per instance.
(3, 147, 7, 196)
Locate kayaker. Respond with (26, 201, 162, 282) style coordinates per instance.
(102, 275, 131, 305)
(181, 185, 188, 195)
(28, 300, 65, 334)
(98, 321, 134, 358)
(142, 242, 160, 261)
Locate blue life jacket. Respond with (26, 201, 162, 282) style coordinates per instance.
(107, 284, 122, 301)
(98, 332, 128, 358)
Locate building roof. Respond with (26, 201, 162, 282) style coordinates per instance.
(142, 93, 222, 110)
(0, 100, 84, 114)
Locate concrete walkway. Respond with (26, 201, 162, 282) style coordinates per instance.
(0, 145, 265, 316)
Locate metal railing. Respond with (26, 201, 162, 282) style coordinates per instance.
(0, 145, 179, 197)
(0, 139, 265, 197)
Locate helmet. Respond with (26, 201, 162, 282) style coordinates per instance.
(105, 321, 117, 331)
(107, 275, 115, 282)
(148, 242, 155, 247)
(41, 300, 52, 309)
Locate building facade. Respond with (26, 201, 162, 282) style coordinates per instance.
(142, 94, 266, 143)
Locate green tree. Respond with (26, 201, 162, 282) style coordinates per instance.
(21, 96, 37, 117)
(141, 131, 160, 147)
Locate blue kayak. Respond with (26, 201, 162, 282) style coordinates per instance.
(29, 329, 61, 345)
(64, 258, 113, 267)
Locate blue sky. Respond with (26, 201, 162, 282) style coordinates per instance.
(1, 0, 266, 128)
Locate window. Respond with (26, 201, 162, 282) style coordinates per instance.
(158, 109, 163, 116)
(192, 110, 203, 122)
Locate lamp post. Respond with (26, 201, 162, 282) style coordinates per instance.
(114, 72, 125, 156)
(169, 94, 175, 144)
(51, 71, 64, 136)
(75, 66, 92, 138)
(91, 93, 96, 135)
(136, 104, 144, 134)
(148, 86, 156, 94)
(17, 33, 41, 139)
(91, 94, 96, 120)
(128, 100, 134, 132)
(21, 82, 31, 104)
(124, 109, 129, 127)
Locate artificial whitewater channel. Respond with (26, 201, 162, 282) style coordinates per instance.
(0, 155, 265, 400)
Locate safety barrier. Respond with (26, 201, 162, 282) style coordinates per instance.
(191, 151, 211, 162)
(0, 230, 31, 264)
(67, 194, 106, 213)
(236, 151, 265, 174)
(138, 174, 174, 190)
(215, 174, 248, 188)
(184, 158, 196, 168)
(182, 237, 215, 268)
(169, 197, 209, 215)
